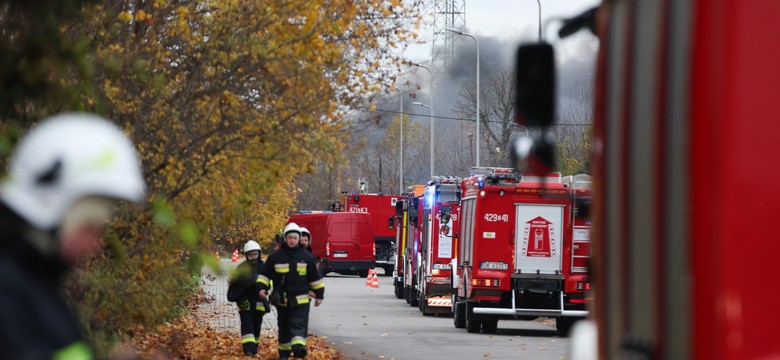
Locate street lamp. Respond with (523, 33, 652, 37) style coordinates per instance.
(444, 28, 480, 167)
(534, 0, 542, 42)
(411, 101, 435, 177)
(390, 87, 404, 195)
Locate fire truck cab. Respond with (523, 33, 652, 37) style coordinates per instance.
(416, 177, 461, 315)
(391, 185, 426, 300)
(453, 167, 591, 335)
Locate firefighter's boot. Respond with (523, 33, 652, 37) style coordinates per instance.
(292, 344, 307, 358)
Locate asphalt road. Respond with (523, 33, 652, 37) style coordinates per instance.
(309, 272, 570, 360)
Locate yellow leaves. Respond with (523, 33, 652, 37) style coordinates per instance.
(134, 10, 151, 22)
(117, 11, 133, 23)
(369, 103, 377, 112)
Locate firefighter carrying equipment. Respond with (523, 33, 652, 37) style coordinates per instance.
(244, 240, 261, 254)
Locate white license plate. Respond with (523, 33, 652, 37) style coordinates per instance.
(333, 253, 348, 258)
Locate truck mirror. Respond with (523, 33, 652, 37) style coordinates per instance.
(395, 199, 404, 216)
(440, 205, 452, 224)
(515, 43, 555, 128)
(388, 216, 394, 230)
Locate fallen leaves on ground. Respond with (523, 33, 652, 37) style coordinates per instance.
(131, 290, 344, 359)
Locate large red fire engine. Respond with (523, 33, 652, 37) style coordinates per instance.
(402, 193, 425, 306)
(334, 190, 402, 275)
(391, 185, 425, 299)
(452, 167, 591, 335)
(415, 177, 461, 315)
(511, 1, 780, 357)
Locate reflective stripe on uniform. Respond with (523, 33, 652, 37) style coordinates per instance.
(309, 279, 324, 290)
(275, 264, 290, 273)
(256, 304, 266, 311)
(297, 262, 307, 275)
(257, 274, 270, 285)
(278, 342, 292, 351)
(54, 341, 93, 360)
(291, 336, 307, 346)
(296, 294, 310, 304)
(241, 334, 257, 344)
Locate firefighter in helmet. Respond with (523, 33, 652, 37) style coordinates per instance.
(0, 113, 146, 358)
(228, 240, 268, 356)
(257, 222, 324, 360)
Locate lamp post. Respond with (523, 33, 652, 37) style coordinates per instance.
(535, 0, 542, 42)
(390, 87, 404, 195)
(445, 28, 480, 167)
(411, 101, 435, 177)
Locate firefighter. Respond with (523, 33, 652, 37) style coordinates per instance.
(299, 227, 313, 253)
(228, 240, 268, 356)
(257, 222, 324, 360)
(0, 113, 145, 358)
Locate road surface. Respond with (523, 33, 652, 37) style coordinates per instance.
(309, 273, 570, 360)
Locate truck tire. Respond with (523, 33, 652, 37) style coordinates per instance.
(482, 320, 498, 334)
(410, 290, 419, 307)
(454, 301, 466, 329)
(358, 269, 369, 278)
(556, 317, 579, 337)
(394, 279, 404, 299)
(404, 287, 411, 304)
(466, 319, 482, 333)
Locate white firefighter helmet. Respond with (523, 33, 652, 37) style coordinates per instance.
(283, 222, 302, 239)
(0, 112, 146, 230)
(300, 227, 311, 241)
(243, 240, 261, 254)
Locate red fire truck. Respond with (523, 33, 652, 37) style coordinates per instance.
(415, 177, 461, 315)
(452, 167, 591, 335)
(511, 1, 780, 357)
(336, 192, 402, 276)
(402, 194, 424, 306)
(391, 185, 426, 299)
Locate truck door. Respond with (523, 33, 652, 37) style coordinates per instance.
(514, 204, 564, 275)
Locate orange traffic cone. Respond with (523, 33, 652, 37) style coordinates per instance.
(364, 270, 373, 287)
(215, 250, 220, 261)
(370, 269, 380, 289)
(231, 249, 240, 262)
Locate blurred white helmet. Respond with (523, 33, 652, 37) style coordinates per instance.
(283, 222, 302, 239)
(300, 227, 311, 241)
(0, 113, 146, 230)
(243, 240, 261, 254)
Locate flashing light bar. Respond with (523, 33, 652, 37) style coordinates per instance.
(479, 261, 509, 270)
(471, 278, 501, 287)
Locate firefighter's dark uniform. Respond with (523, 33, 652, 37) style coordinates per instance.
(228, 257, 268, 355)
(257, 244, 324, 359)
(0, 208, 95, 359)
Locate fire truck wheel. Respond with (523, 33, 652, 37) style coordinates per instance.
(466, 318, 482, 333)
(454, 302, 466, 329)
(482, 320, 498, 334)
(410, 290, 419, 307)
(404, 287, 411, 304)
(556, 317, 578, 337)
(394, 280, 403, 299)
(358, 269, 369, 278)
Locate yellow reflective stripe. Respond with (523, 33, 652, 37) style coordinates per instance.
(241, 334, 257, 344)
(257, 274, 270, 285)
(54, 341, 93, 360)
(296, 294, 310, 304)
(279, 343, 292, 351)
(256, 304, 266, 311)
(291, 336, 307, 346)
(275, 264, 290, 273)
(310, 280, 324, 290)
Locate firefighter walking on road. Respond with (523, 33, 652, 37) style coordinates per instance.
(228, 240, 268, 356)
(257, 223, 324, 360)
(0, 113, 146, 358)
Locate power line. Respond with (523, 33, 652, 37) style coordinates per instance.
(358, 106, 592, 126)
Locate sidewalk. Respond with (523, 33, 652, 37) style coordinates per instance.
(194, 259, 278, 336)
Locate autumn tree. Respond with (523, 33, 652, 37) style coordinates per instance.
(2, 0, 422, 355)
